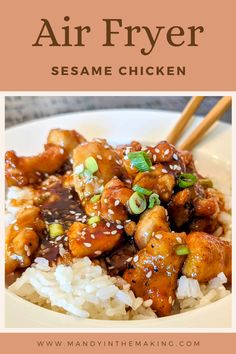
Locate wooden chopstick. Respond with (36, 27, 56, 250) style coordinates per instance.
(166, 96, 204, 145)
(178, 96, 232, 151)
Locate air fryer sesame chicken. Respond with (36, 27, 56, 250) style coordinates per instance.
(5, 129, 232, 318)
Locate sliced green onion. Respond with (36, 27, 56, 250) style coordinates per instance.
(90, 194, 101, 203)
(85, 156, 98, 173)
(132, 185, 152, 196)
(88, 216, 100, 225)
(83, 168, 93, 179)
(127, 151, 152, 172)
(175, 245, 190, 256)
(128, 192, 147, 214)
(49, 223, 64, 238)
(199, 178, 213, 188)
(178, 173, 197, 188)
(148, 193, 161, 209)
(74, 163, 84, 175)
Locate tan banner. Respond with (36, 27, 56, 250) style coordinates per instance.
(1, 333, 236, 354)
(1, 0, 235, 90)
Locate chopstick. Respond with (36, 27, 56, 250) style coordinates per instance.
(178, 96, 232, 151)
(166, 96, 205, 145)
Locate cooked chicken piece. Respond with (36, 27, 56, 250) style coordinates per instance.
(73, 140, 124, 201)
(100, 177, 133, 222)
(83, 177, 132, 219)
(133, 164, 175, 202)
(193, 197, 219, 217)
(116, 141, 142, 179)
(183, 232, 231, 282)
(106, 243, 137, 275)
(124, 220, 137, 237)
(124, 231, 187, 317)
(134, 206, 170, 249)
(47, 129, 86, 155)
(149, 141, 180, 162)
(168, 189, 191, 228)
(68, 221, 122, 258)
(5, 145, 68, 187)
(168, 183, 222, 232)
(5, 206, 44, 274)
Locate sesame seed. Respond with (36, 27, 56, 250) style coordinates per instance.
(164, 149, 170, 156)
(143, 299, 153, 307)
(108, 155, 112, 160)
(114, 200, 120, 206)
(155, 148, 160, 153)
(97, 155, 102, 160)
(168, 296, 172, 304)
(106, 222, 111, 227)
(84, 242, 92, 248)
(94, 250, 102, 255)
(116, 225, 123, 229)
(126, 257, 133, 262)
(133, 255, 139, 262)
(103, 231, 111, 235)
(13, 225, 19, 231)
(108, 209, 114, 215)
(70, 211, 76, 214)
(91, 234, 95, 239)
(116, 220, 122, 224)
(176, 237, 182, 243)
(146, 270, 152, 278)
(155, 234, 163, 240)
(111, 230, 117, 235)
(162, 168, 168, 173)
(153, 154, 157, 162)
(173, 153, 178, 160)
(104, 198, 108, 204)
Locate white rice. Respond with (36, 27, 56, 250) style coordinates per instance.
(9, 257, 157, 320)
(176, 273, 230, 313)
(5, 187, 34, 226)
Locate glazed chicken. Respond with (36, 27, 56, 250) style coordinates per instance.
(5, 206, 44, 274)
(5, 128, 232, 319)
(5, 129, 85, 187)
(73, 140, 125, 202)
(183, 232, 232, 282)
(68, 221, 122, 258)
(100, 177, 133, 223)
(47, 128, 86, 155)
(134, 205, 170, 249)
(124, 231, 187, 317)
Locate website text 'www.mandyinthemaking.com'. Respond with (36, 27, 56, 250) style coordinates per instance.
(36, 339, 200, 349)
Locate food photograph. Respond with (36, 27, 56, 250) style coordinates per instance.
(5, 96, 232, 328)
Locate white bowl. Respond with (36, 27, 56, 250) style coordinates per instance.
(5, 109, 232, 329)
